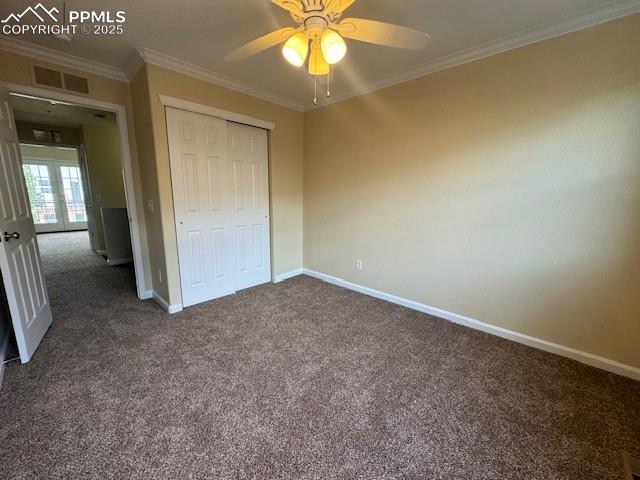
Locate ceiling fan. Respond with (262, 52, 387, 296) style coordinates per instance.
(225, 0, 430, 104)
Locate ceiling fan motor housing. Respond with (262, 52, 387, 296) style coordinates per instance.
(304, 16, 329, 39)
(290, 0, 343, 26)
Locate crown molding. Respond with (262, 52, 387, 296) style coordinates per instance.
(123, 48, 145, 82)
(1, 1, 637, 112)
(304, 0, 640, 110)
(0, 36, 127, 82)
(136, 47, 305, 112)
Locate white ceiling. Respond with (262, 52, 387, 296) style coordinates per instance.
(1, 0, 638, 109)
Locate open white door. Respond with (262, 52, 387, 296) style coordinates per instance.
(0, 88, 53, 363)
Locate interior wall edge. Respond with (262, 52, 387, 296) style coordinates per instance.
(274, 269, 305, 283)
(130, 64, 169, 302)
(151, 291, 183, 315)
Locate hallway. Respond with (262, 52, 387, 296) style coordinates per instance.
(36, 230, 139, 341)
(39, 231, 124, 274)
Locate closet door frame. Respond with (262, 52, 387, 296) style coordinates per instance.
(161, 95, 276, 310)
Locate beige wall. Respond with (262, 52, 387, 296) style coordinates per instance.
(303, 15, 640, 368)
(81, 121, 127, 251)
(0, 49, 152, 292)
(133, 64, 304, 305)
(130, 66, 168, 300)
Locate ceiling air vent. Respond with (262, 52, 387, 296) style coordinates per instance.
(32, 66, 90, 94)
(33, 66, 63, 89)
(63, 73, 89, 94)
(32, 129, 62, 143)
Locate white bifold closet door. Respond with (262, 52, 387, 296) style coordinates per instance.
(166, 107, 271, 308)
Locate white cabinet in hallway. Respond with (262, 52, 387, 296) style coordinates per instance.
(166, 107, 271, 308)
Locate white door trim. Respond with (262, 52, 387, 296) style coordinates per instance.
(1, 81, 149, 299)
(158, 95, 276, 131)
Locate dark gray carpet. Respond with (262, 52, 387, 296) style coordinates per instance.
(1, 231, 638, 479)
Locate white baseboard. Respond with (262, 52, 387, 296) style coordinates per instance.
(274, 268, 304, 283)
(152, 291, 183, 314)
(140, 290, 153, 300)
(301, 268, 640, 382)
(0, 330, 10, 389)
(106, 257, 133, 266)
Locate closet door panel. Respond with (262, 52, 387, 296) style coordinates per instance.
(228, 122, 271, 291)
(166, 107, 235, 307)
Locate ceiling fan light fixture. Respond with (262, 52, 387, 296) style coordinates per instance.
(228, 0, 431, 103)
(320, 29, 347, 64)
(308, 39, 330, 75)
(282, 32, 309, 67)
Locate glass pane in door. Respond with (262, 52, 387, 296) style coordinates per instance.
(59, 165, 87, 223)
(22, 164, 58, 225)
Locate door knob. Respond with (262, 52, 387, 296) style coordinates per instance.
(3, 232, 20, 241)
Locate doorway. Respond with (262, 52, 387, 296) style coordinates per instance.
(21, 145, 88, 233)
(0, 84, 147, 363)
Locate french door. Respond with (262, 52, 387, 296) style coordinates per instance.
(166, 107, 271, 308)
(22, 158, 88, 233)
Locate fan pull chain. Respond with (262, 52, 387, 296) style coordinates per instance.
(326, 66, 331, 98)
(314, 74, 318, 105)
(313, 44, 319, 105)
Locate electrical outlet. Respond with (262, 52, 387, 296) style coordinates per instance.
(355, 259, 363, 270)
(146, 199, 154, 212)
(158, 269, 163, 283)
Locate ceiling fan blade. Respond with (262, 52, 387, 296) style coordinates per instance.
(271, 0, 304, 16)
(336, 18, 430, 50)
(225, 27, 297, 62)
(326, 0, 357, 13)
